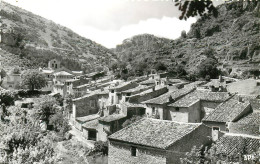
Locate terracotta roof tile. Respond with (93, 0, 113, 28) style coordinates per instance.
(202, 98, 250, 123)
(169, 90, 231, 107)
(213, 133, 260, 156)
(142, 87, 195, 105)
(109, 118, 202, 149)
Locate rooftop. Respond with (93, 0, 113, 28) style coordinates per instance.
(76, 114, 100, 123)
(202, 98, 250, 123)
(142, 87, 194, 105)
(99, 114, 126, 122)
(213, 133, 260, 156)
(53, 71, 73, 76)
(121, 85, 151, 94)
(82, 119, 99, 130)
(139, 79, 155, 85)
(234, 112, 260, 125)
(169, 90, 231, 107)
(109, 118, 202, 149)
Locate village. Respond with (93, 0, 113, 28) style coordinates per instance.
(1, 58, 259, 163)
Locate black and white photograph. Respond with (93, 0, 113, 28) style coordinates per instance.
(0, 0, 259, 163)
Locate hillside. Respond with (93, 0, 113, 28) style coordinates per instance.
(113, 1, 260, 77)
(0, 1, 117, 72)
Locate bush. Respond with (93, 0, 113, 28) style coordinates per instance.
(93, 141, 108, 155)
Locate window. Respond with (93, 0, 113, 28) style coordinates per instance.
(131, 146, 137, 156)
(55, 64, 57, 69)
(176, 107, 179, 111)
(212, 127, 220, 131)
(111, 90, 114, 93)
(152, 107, 155, 114)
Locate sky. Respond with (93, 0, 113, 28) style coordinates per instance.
(2, 0, 223, 48)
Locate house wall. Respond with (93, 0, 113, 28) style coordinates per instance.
(146, 104, 164, 119)
(128, 87, 168, 104)
(200, 101, 221, 120)
(202, 121, 226, 131)
(108, 141, 166, 164)
(188, 100, 201, 123)
(166, 124, 212, 163)
(166, 107, 189, 122)
(98, 122, 111, 141)
(72, 95, 99, 118)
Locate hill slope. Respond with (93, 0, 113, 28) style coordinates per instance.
(113, 1, 260, 76)
(0, 1, 117, 72)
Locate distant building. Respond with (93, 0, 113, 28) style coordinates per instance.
(108, 118, 212, 164)
(48, 59, 61, 70)
(202, 96, 252, 141)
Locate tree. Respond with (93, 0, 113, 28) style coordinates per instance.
(0, 69, 7, 79)
(197, 57, 220, 79)
(181, 30, 187, 38)
(174, 0, 218, 20)
(155, 62, 167, 72)
(21, 70, 47, 91)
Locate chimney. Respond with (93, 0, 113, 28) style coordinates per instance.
(238, 96, 243, 102)
(219, 75, 223, 82)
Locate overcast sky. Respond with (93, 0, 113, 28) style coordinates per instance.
(3, 0, 222, 48)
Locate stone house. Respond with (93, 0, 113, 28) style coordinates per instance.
(168, 90, 231, 123)
(2, 73, 21, 90)
(142, 87, 195, 119)
(202, 96, 252, 141)
(120, 85, 152, 102)
(48, 59, 61, 70)
(98, 114, 127, 142)
(127, 86, 168, 104)
(108, 118, 212, 164)
(108, 82, 139, 105)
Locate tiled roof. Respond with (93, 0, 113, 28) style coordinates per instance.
(76, 114, 100, 123)
(213, 133, 260, 156)
(235, 112, 260, 125)
(140, 79, 155, 85)
(120, 102, 146, 108)
(249, 99, 260, 112)
(142, 87, 194, 105)
(184, 81, 206, 89)
(82, 119, 99, 130)
(73, 89, 109, 101)
(109, 118, 202, 149)
(121, 85, 151, 94)
(169, 90, 231, 107)
(99, 114, 126, 122)
(202, 98, 250, 123)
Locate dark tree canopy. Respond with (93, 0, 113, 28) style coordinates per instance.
(21, 70, 47, 91)
(175, 0, 218, 20)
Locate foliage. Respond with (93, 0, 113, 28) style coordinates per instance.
(181, 30, 187, 38)
(17, 90, 41, 98)
(0, 69, 7, 78)
(49, 111, 71, 136)
(12, 67, 21, 74)
(0, 90, 17, 106)
(21, 70, 47, 91)
(122, 115, 143, 128)
(93, 141, 108, 155)
(197, 57, 220, 79)
(155, 62, 167, 72)
(174, 0, 218, 20)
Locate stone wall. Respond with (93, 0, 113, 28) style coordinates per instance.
(200, 101, 220, 119)
(72, 95, 99, 118)
(166, 107, 189, 122)
(108, 141, 167, 164)
(188, 100, 201, 123)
